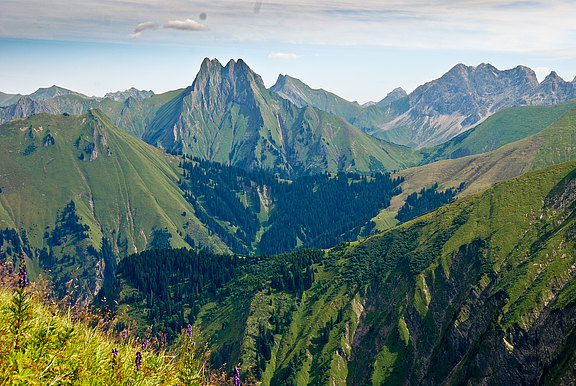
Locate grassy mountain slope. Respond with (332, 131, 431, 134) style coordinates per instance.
(0, 110, 226, 297)
(0, 92, 22, 107)
(422, 99, 576, 163)
(112, 158, 576, 384)
(383, 105, 576, 218)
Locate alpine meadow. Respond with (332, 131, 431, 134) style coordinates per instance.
(2, 1, 576, 385)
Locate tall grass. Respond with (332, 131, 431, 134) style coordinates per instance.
(0, 258, 216, 385)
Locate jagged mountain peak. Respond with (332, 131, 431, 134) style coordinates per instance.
(542, 70, 564, 82)
(193, 57, 266, 91)
(376, 87, 408, 107)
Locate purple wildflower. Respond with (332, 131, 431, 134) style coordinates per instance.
(142, 341, 149, 351)
(187, 324, 193, 336)
(135, 351, 142, 371)
(18, 257, 28, 288)
(112, 348, 118, 369)
(121, 329, 128, 342)
(233, 366, 241, 386)
(189, 339, 196, 347)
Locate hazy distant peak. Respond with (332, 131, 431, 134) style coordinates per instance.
(542, 71, 564, 82)
(29, 85, 87, 101)
(376, 87, 407, 107)
(104, 87, 154, 101)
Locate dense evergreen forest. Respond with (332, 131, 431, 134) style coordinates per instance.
(396, 182, 465, 223)
(179, 158, 404, 254)
(108, 247, 324, 341)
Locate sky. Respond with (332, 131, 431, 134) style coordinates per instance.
(1, 0, 575, 104)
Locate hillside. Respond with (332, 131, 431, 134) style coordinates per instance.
(0, 268, 211, 384)
(109, 158, 576, 384)
(421, 99, 576, 163)
(0, 111, 226, 299)
(379, 104, 576, 225)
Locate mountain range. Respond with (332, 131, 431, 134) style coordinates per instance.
(3, 58, 576, 384)
(270, 63, 576, 148)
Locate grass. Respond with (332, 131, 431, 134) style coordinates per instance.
(0, 271, 211, 385)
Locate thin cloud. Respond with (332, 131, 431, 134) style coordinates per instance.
(269, 52, 302, 59)
(129, 32, 142, 39)
(134, 21, 159, 33)
(163, 19, 208, 31)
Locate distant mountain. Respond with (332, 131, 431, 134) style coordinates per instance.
(0, 91, 22, 107)
(0, 110, 226, 299)
(0, 96, 55, 122)
(104, 87, 155, 102)
(270, 74, 406, 133)
(376, 87, 408, 107)
(142, 58, 420, 177)
(270, 74, 365, 121)
(28, 85, 90, 101)
(375, 63, 576, 148)
(0, 85, 91, 110)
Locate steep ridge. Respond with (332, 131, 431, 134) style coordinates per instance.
(376, 63, 576, 148)
(142, 58, 420, 177)
(0, 110, 226, 299)
(270, 74, 406, 134)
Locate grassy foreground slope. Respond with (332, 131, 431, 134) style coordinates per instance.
(180, 158, 576, 384)
(0, 280, 208, 384)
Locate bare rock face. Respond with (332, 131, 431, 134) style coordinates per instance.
(0, 96, 54, 124)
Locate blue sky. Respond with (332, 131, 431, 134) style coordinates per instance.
(1, 0, 575, 103)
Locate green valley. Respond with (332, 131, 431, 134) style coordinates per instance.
(109, 158, 576, 384)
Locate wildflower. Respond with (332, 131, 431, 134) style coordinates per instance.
(135, 351, 142, 371)
(233, 366, 241, 386)
(189, 339, 196, 347)
(112, 348, 118, 369)
(142, 340, 150, 351)
(121, 328, 128, 342)
(187, 324, 193, 336)
(18, 256, 28, 288)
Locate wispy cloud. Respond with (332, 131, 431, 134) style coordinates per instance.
(269, 52, 302, 60)
(129, 21, 159, 39)
(163, 19, 208, 31)
(134, 21, 159, 33)
(1, 0, 575, 57)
